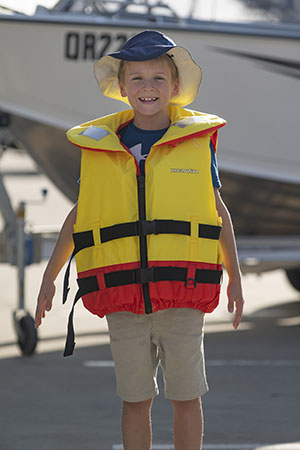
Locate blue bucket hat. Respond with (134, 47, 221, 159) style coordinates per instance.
(108, 30, 176, 61)
(94, 30, 202, 107)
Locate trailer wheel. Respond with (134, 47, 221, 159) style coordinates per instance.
(16, 314, 38, 356)
(285, 268, 300, 292)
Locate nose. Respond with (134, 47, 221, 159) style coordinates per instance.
(141, 78, 154, 90)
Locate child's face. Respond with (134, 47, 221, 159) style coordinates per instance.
(119, 59, 179, 128)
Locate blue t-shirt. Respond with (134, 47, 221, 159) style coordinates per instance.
(119, 122, 221, 188)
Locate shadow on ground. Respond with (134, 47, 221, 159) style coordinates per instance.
(1, 299, 300, 450)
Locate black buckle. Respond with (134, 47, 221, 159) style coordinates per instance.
(136, 220, 158, 236)
(135, 267, 155, 284)
(184, 278, 197, 288)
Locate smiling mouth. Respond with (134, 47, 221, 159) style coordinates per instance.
(139, 97, 158, 102)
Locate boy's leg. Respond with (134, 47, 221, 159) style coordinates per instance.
(171, 397, 204, 450)
(122, 398, 153, 450)
(152, 309, 207, 449)
(107, 312, 160, 450)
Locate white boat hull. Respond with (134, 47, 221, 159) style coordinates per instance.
(0, 15, 300, 235)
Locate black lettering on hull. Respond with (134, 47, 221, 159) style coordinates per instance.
(65, 32, 128, 61)
(65, 32, 80, 60)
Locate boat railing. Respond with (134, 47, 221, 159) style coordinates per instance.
(36, 0, 181, 23)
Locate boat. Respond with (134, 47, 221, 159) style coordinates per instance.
(1, 0, 299, 355)
(0, 0, 300, 269)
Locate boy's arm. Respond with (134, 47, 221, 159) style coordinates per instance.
(35, 203, 78, 328)
(214, 188, 244, 329)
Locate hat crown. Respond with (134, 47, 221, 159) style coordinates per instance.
(121, 30, 175, 51)
(108, 30, 176, 61)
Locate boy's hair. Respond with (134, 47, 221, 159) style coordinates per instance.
(118, 54, 179, 84)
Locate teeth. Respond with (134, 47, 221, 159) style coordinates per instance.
(140, 97, 157, 101)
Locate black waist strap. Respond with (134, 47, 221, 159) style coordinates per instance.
(78, 266, 222, 293)
(72, 220, 221, 251)
(100, 219, 191, 243)
(63, 221, 221, 303)
(63, 220, 221, 303)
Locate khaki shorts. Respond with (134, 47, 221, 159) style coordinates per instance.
(106, 308, 208, 402)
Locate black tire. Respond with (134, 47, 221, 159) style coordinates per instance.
(285, 268, 300, 292)
(17, 314, 38, 356)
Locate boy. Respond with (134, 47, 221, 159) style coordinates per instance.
(35, 30, 244, 450)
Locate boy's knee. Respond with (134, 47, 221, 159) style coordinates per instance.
(123, 398, 153, 413)
(171, 397, 202, 414)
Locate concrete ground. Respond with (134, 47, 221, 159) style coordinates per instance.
(0, 149, 300, 450)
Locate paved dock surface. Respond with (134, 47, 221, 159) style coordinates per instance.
(1, 150, 300, 450)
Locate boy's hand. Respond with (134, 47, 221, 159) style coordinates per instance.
(227, 280, 244, 329)
(35, 278, 56, 328)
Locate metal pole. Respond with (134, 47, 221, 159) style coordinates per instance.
(16, 201, 25, 310)
(0, 171, 16, 232)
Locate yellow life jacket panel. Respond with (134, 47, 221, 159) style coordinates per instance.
(63, 106, 226, 355)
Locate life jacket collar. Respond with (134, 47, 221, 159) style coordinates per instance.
(66, 106, 226, 152)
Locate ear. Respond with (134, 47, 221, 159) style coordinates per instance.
(119, 82, 127, 98)
(171, 78, 179, 97)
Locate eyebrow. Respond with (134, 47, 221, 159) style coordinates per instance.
(128, 71, 168, 76)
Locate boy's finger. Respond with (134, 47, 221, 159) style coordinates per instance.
(233, 314, 240, 329)
(35, 295, 46, 327)
(35, 310, 42, 328)
(35, 293, 53, 327)
(46, 299, 52, 312)
(233, 301, 244, 329)
(35, 306, 44, 328)
(227, 297, 234, 313)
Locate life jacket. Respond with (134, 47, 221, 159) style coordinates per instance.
(63, 106, 226, 355)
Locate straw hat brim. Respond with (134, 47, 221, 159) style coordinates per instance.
(94, 46, 202, 107)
